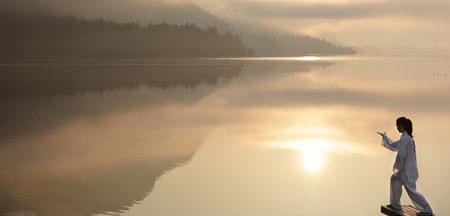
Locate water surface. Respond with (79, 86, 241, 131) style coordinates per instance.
(0, 56, 449, 215)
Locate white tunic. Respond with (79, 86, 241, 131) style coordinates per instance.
(381, 132, 419, 184)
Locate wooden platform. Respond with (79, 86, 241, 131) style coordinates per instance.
(381, 205, 432, 216)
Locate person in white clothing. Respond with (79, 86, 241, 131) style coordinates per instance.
(378, 117, 433, 215)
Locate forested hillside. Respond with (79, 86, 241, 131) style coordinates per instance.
(0, 0, 357, 57)
(0, 11, 253, 59)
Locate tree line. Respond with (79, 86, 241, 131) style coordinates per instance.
(0, 11, 253, 59)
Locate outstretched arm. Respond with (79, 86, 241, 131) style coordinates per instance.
(378, 132, 401, 152)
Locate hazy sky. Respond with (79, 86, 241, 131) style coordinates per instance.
(191, 0, 450, 54)
(24, 0, 450, 53)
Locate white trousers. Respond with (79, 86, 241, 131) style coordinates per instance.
(390, 173, 433, 213)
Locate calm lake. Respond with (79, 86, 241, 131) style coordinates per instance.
(0, 56, 449, 216)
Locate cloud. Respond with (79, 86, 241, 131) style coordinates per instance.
(227, 0, 450, 20)
(194, 0, 450, 53)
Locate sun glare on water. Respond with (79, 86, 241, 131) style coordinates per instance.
(272, 137, 365, 174)
(295, 56, 321, 61)
(301, 151, 325, 173)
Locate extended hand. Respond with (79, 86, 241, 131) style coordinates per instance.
(377, 131, 386, 136)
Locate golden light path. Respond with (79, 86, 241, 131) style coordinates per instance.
(210, 56, 321, 61)
(294, 56, 321, 61)
(207, 55, 360, 62)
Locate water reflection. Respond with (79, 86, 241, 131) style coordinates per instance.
(0, 60, 330, 215)
(2, 57, 449, 215)
(211, 55, 355, 62)
(0, 60, 245, 215)
(295, 56, 321, 61)
(0, 61, 244, 139)
(272, 137, 369, 174)
(119, 56, 450, 215)
(301, 151, 325, 173)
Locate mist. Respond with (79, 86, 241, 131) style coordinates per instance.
(4, 0, 449, 55)
(194, 0, 450, 54)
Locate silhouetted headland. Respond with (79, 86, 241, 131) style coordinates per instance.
(0, 0, 358, 58)
(0, 11, 253, 59)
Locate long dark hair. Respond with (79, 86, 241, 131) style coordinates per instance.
(396, 117, 413, 137)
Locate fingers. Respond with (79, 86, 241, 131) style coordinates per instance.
(377, 131, 386, 136)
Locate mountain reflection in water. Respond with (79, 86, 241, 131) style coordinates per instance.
(0, 60, 330, 215)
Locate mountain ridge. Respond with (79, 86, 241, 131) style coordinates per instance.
(0, 0, 357, 56)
